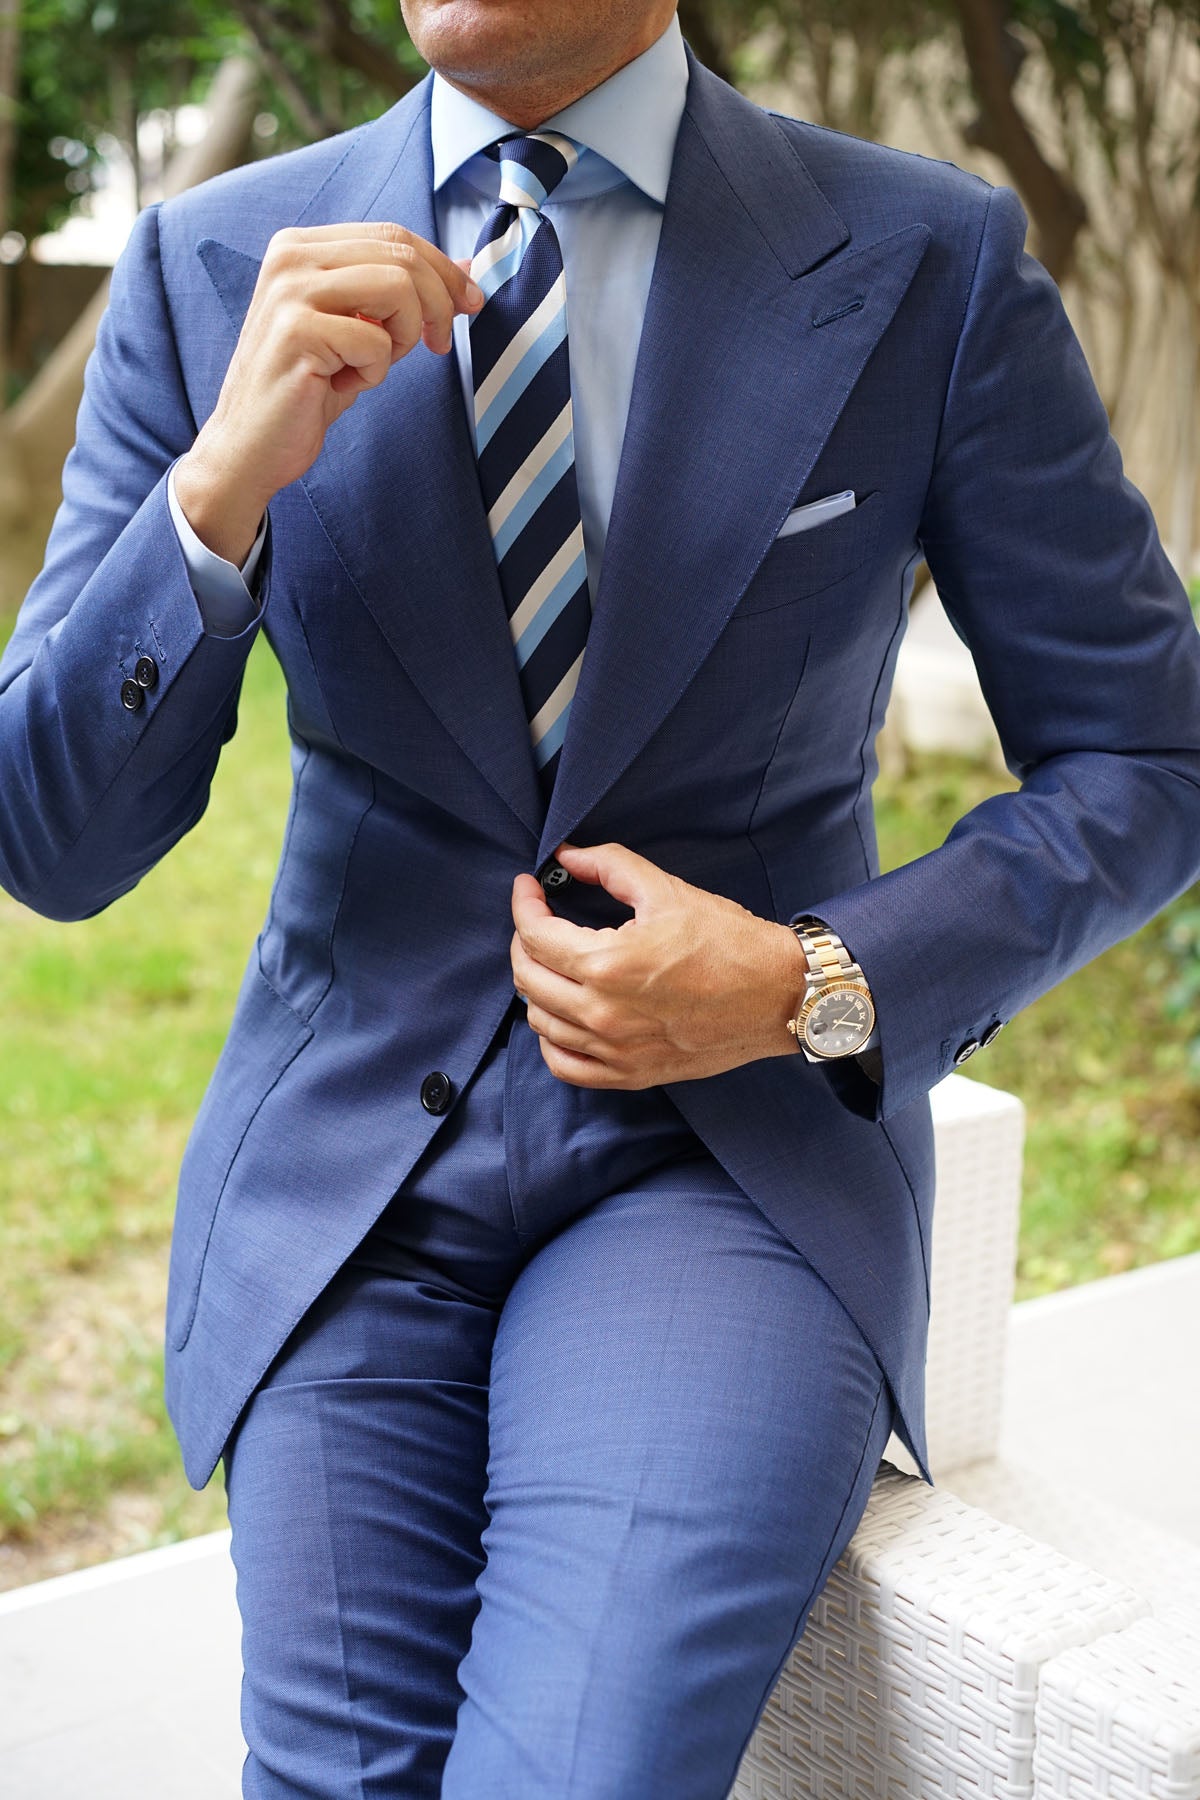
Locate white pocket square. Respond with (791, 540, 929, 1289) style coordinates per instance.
(776, 489, 856, 539)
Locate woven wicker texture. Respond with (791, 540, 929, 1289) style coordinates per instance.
(885, 1077, 1025, 1481)
(730, 1466, 1148, 1799)
(943, 1457, 1200, 1632)
(1033, 1614, 1200, 1798)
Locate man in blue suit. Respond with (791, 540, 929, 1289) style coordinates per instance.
(4, 0, 1200, 1791)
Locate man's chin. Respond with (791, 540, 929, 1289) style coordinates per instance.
(403, 0, 549, 75)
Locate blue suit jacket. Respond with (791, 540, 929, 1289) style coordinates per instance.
(4, 51, 1199, 1489)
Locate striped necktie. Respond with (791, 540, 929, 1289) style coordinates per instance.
(468, 132, 590, 799)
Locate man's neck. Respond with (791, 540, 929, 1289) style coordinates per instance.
(436, 13, 676, 129)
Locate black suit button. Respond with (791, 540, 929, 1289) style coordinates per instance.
(981, 1021, 1004, 1048)
(953, 1038, 980, 1066)
(134, 655, 159, 691)
(420, 1071, 453, 1115)
(120, 678, 144, 712)
(540, 859, 572, 895)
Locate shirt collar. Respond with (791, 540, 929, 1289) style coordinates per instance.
(429, 12, 688, 204)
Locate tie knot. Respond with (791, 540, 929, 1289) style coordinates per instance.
(489, 132, 580, 210)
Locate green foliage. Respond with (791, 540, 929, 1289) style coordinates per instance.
(1161, 902, 1200, 1075)
(0, 628, 291, 1559)
(874, 752, 1200, 1297)
(10, 0, 426, 246)
(14, 0, 246, 241)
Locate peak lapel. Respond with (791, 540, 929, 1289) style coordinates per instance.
(537, 57, 930, 865)
(198, 82, 544, 841)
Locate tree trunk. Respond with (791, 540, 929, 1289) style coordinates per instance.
(952, 0, 1087, 283)
(1166, 280, 1198, 581)
(0, 0, 20, 405)
(0, 53, 260, 569)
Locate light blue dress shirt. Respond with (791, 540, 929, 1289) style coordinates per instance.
(167, 13, 689, 631)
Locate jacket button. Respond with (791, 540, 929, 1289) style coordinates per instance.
(120, 677, 144, 712)
(981, 1020, 1004, 1048)
(953, 1038, 980, 1066)
(420, 1071, 453, 1115)
(134, 655, 159, 691)
(540, 859, 572, 895)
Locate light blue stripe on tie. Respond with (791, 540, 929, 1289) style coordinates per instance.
(492, 434, 575, 564)
(501, 164, 548, 209)
(513, 548, 588, 666)
(477, 235, 525, 302)
(474, 300, 567, 453)
(533, 701, 572, 768)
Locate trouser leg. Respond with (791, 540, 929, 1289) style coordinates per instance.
(222, 1258, 498, 1800)
(441, 1168, 894, 1800)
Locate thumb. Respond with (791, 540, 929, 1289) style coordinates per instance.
(553, 841, 666, 912)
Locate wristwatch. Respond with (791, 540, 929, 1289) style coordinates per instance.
(785, 919, 876, 1062)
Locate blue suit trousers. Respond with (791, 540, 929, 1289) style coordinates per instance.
(222, 1002, 896, 1798)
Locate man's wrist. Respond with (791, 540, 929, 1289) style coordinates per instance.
(775, 921, 810, 1054)
(174, 443, 271, 568)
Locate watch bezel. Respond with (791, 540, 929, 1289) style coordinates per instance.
(796, 981, 876, 1058)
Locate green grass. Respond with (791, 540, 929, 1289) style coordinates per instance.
(0, 621, 1197, 1578)
(874, 756, 1200, 1295)
(0, 628, 293, 1575)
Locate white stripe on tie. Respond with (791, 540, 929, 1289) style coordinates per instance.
(473, 275, 566, 430)
(529, 649, 584, 748)
(507, 524, 586, 643)
(532, 131, 580, 169)
(470, 214, 523, 285)
(487, 402, 573, 540)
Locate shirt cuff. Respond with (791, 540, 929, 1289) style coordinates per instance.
(167, 462, 267, 638)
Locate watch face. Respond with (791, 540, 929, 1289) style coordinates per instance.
(803, 988, 875, 1057)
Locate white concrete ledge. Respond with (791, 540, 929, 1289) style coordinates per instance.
(999, 1249, 1200, 1544)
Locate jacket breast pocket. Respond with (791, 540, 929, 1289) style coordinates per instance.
(731, 490, 883, 619)
(166, 965, 313, 1351)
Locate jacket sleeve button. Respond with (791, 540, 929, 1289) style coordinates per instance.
(540, 859, 572, 895)
(420, 1071, 453, 1115)
(953, 1038, 980, 1066)
(120, 678, 145, 712)
(981, 1020, 1004, 1047)
(134, 655, 160, 691)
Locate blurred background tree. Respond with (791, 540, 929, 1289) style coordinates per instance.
(2, 0, 1198, 586)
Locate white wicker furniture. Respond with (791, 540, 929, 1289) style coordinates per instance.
(730, 1074, 1200, 1800)
(884, 1074, 1024, 1479)
(731, 1467, 1149, 1799)
(1034, 1614, 1200, 1800)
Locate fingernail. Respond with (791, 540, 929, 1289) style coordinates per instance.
(465, 279, 483, 307)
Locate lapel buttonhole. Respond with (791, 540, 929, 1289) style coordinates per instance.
(813, 295, 865, 329)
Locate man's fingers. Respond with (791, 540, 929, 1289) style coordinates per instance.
(511, 874, 596, 978)
(269, 222, 483, 314)
(524, 1001, 598, 1056)
(536, 1036, 625, 1089)
(311, 257, 459, 355)
(317, 314, 395, 394)
(553, 841, 666, 911)
(511, 929, 586, 1014)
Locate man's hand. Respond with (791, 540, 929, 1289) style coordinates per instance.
(173, 222, 483, 565)
(510, 842, 806, 1088)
